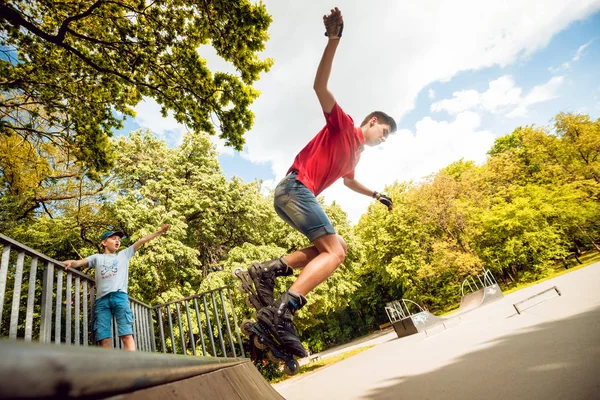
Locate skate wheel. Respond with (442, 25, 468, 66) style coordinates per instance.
(266, 350, 279, 363)
(232, 267, 243, 279)
(245, 297, 254, 309)
(283, 359, 300, 376)
(253, 335, 267, 350)
(240, 320, 253, 337)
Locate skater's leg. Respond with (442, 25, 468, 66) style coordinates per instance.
(288, 233, 346, 296)
(283, 235, 347, 269)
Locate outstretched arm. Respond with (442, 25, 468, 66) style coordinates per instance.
(63, 259, 89, 270)
(133, 224, 170, 252)
(313, 7, 343, 114)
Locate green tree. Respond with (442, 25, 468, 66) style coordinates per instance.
(1, 0, 273, 173)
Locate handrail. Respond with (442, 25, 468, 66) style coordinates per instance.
(0, 233, 94, 283)
(401, 298, 425, 316)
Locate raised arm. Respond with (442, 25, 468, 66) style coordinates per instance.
(313, 7, 344, 114)
(133, 224, 170, 252)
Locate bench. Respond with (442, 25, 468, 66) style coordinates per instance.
(379, 322, 392, 330)
(309, 354, 321, 362)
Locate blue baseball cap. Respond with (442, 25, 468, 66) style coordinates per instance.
(100, 231, 125, 241)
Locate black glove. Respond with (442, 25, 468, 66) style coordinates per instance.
(374, 192, 393, 211)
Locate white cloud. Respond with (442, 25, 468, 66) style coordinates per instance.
(573, 39, 595, 61)
(549, 38, 596, 72)
(431, 75, 564, 118)
(134, 98, 187, 145)
(320, 111, 496, 223)
(133, 0, 600, 223)
(133, 98, 234, 155)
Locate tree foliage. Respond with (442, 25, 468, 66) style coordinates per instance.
(1, 0, 273, 173)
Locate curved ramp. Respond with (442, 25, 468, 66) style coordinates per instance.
(392, 283, 505, 338)
(0, 339, 283, 400)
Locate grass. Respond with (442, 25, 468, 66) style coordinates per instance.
(437, 251, 600, 316)
(270, 345, 375, 384)
(502, 251, 600, 295)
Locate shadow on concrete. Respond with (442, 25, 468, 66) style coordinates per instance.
(363, 305, 600, 400)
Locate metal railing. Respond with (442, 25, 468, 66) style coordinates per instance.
(154, 287, 244, 358)
(385, 299, 425, 323)
(0, 234, 242, 358)
(461, 268, 497, 296)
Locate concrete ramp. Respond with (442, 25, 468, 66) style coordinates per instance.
(0, 339, 282, 400)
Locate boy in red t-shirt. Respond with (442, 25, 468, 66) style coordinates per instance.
(235, 7, 395, 358)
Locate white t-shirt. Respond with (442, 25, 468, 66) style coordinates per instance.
(86, 245, 135, 299)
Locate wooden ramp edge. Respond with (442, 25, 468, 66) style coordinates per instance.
(121, 361, 284, 400)
(0, 339, 282, 400)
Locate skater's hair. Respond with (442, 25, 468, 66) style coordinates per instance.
(360, 111, 397, 133)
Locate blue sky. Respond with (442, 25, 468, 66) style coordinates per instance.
(118, 1, 600, 222)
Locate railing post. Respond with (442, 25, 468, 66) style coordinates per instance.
(211, 291, 227, 357)
(219, 289, 235, 357)
(149, 307, 156, 353)
(65, 273, 72, 344)
(83, 282, 89, 346)
(193, 299, 207, 356)
(185, 301, 196, 355)
(55, 269, 64, 344)
(25, 257, 39, 341)
(9, 252, 26, 339)
(227, 287, 245, 358)
(203, 295, 217, 357)
(0, 244, 11, 331)
(75, 277, 80, 345)
(40, 262, 54, 343)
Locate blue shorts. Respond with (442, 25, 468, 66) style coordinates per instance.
(94, 291, 134, 341)
(274, 171, 336, 242)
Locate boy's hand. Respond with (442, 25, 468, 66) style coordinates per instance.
(63, 260, 74, 270)
(160, 224, 170, 234)
(378, 194, 393, 211)
(323, 7, 343, 39)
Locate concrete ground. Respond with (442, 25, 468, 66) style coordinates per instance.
(275, 262, 600, 400)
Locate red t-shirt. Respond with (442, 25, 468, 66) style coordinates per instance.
(288, 103, 365, 196)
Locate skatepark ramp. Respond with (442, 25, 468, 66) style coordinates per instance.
(0, 339, 283, 400)
(385, 269, 504, 338)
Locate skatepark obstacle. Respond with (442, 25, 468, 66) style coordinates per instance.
(512, 285, 562, 314)
(385, 269, 504, 338)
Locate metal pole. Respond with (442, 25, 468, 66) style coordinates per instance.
(211, 291, 227, 357)
(25, 257, 38, 341)
(75, 276, 80, 345)
(83, 282, 88, 346)
(226, 287, 245, 358)
(40, 262, 54, 343)
(55, 270, 64, 344)
(9, 252, 25, 339)
(203, 295, 217, 357)
(184, 301, 196, 356)
(0, 244, 11, 331)
(193, 298, 207, 356)
(157, 307, 166, 353)
(219, 289, 236, 357)
(166, 304, 176, 354)
(175, 302, 186, 354)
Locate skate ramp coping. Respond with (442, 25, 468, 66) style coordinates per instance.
(0, 339, 283, 400)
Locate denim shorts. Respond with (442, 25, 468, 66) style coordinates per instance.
(274, 171, 336, 242)
(94, 291, 134, 341)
